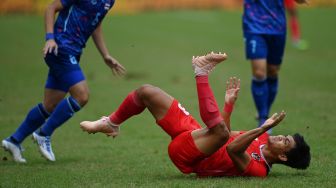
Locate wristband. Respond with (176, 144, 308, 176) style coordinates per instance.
(45, 33, 54, 41)
(224, 103, 234, 113)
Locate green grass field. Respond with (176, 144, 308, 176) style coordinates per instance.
(1, 8, 336, 187)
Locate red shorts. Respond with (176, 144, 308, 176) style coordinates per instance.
(284, 0, 295, 9)
(156, 99, 206, 174)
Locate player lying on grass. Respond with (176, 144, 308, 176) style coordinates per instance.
(80, 52, 310, 177)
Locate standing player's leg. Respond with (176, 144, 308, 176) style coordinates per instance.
(33, 80, 86, 161)
(1, 71, 64, 163)
(285, 0, 308, 50)
(33, 53, 86, 161)
(265, 34, 286, 134)
(245, 33, 270, 126)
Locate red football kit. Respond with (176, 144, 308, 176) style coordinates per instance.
(157, 99, 270, 177)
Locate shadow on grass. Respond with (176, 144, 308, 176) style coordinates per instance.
(0, 156, 82, 167)
(151, 170, 313, 181)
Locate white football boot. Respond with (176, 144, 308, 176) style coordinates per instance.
(2, 139, 27, 163)
(32, 132, 55, 161)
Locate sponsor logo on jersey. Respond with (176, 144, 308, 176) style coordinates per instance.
(251, 152, 261, 161)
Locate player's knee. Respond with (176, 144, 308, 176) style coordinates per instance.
(136, 84, 157, 100)
(73, 93, 89, 107)
(253, 70, 267, 80)
(76, 95, 89, 107)
(43, 102, 57, 113)
(212, 121, 230, 142)
(267, 69, 279, 78)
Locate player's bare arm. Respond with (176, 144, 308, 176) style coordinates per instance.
(221, 77, 240, 131)
(226, 111, 286, 172)
(92, 23, 126, 76)
(43, 0, 63, 57)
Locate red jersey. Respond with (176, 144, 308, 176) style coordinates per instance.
(194, 132, 270, 177)
(157, 99, 271, 178)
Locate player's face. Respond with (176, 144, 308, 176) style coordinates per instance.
(268, 135, 296, 154)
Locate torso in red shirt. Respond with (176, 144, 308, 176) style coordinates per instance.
(194, 132, 270, 177)
(157, 100, 271, 178)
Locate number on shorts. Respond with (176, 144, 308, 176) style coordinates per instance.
(178, 103, 190, 116)
(250, 39, 257, 54)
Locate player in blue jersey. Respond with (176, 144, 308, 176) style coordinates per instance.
(2, 0, 125, 163)
(243, 0, 307, 133)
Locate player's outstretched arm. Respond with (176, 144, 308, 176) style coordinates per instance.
(226, 111, 286, 172)
(92, 24, 126, 76)
(221, 77, 240, 131)
(43, 0, 64, 57)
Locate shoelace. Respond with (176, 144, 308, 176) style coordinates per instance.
(45, 136, 52, 152)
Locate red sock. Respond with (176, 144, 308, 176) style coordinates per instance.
(290, 17, 301, 41)
(109, 91, 145, 124)
(196, 76, 223, 128)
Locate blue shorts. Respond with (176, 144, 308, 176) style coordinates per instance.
(44, 52, 85, 92)
(244, 33, 286, 65)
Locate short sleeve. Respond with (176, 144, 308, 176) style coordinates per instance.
(61, 0, 77, 8)
(242, 159, 268, 177)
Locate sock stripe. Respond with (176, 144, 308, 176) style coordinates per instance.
(66, 98, 75, 113)
(68, 97, 81, 112)
(38, 103, 50, 118)
(252, 76, 267, 82)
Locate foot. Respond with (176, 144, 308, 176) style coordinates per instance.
(293, 39, 308, 50)
(32, 132, 55, 161)
(2, 139, 26, 163)
(192, 51, 227, 76)
(80, 116, 120, 137)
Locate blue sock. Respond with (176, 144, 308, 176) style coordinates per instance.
(267, 77, 278, 111)
(251, 78, 269, 127)
(39, 97, 81, 136)
(11, 103, 50, 143)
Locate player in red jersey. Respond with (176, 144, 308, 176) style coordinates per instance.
(285, 0, 308, 50)
(80, 52, 310, 177)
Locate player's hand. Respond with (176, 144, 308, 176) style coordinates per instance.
(225, 77, 240, 105)
(104, 55, 126, 76)
(261, 111, 286, 130)
(43, 39, 58, 57)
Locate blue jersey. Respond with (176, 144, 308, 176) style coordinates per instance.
(54, 0, 115, 55)
(243, 0, 286, 35)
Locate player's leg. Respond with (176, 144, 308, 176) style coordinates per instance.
(285, 0, 308, 50)
(245, 33, 269, 126)
(265, 34, 286, 127)
(190, 52, 230, 155)
(1, 71, 62, 163)
(80, 84, 175, 137)
(33, 54, 85, 161)
(285, 0, 300, 42)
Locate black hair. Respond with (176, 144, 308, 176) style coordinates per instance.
(280, 133, 311, 169)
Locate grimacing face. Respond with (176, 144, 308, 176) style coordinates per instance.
(268, 135, 296, 156)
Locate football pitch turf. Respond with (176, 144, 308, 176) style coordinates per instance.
(0, 7, 335, 187)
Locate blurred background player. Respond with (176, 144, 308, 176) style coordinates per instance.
(80, 52, 310, 177)
(2, 0, 126, 163)
(285, 0, 308, 50)
(242, 0, 307, 133)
